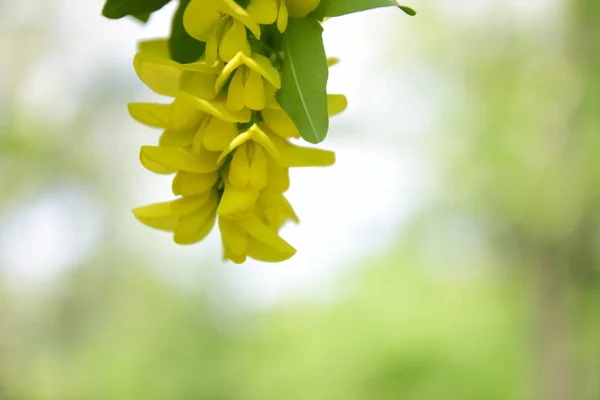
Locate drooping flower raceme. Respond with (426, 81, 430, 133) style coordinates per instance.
(130, 0, 347, 263)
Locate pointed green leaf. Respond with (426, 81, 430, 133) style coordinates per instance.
(102, 0, 171, 20)
(399, 5, 417, 16)
(312, 0, 416, 19)
(132, 12, 151, 23)
(169, 0, 206, 64)
(278, 17, 329, 144)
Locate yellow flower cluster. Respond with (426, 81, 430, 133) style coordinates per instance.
(129, 0, 347, 263)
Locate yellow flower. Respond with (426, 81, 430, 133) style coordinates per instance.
(213, 18, 251, 63)
(133, 190, 219, 245)
(131, 97, 337, 263)
(327, 94, 348, 117)
(183, 0, 262, 64)
(219, 212, 296, 264)
(216, 51, 282, 111)
(133, 39, 221, 97)
(246, 0, 321, 32)
(247, 0, 288, 32)
(129, 4, 349, 263)
(215, 122, 334, 216)
(133, 188, 299, 263)
(183, 0, 261, 42)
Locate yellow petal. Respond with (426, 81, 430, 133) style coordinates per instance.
(135, 216, 178, 232)
(183, 0, 224, 42)
(133, 194, 210, 231)
(219, 0, 262, 39)
(266, 162, 290, 192)
(140, 146, 219, 173)
(170, 95, 207, 131)
(205, 28, 220, 66)
(216, 129, 253, 164)
(137, 39, 221, 73)
(260, 189, 299, 229)
(184, 0, 261, 41)
(246, 124, 283, 165)
(175, 212, 216, 245)
(137, 38, 170, 56)
(205, 19, 228, 65)
(245, 69, 266, 110)
(134, 194, 210, 219)
(178, 92, 251, 123)
(245, 53, 282, 89)
(327, 57, 340, 67)
(216, 52, 281, 92)
(286, 0, 320, 17)
(217, 182, 259, 216)
(172, 171, 218, 196)
(219, 216, 248, 263)
(203, 117, 239, 151)
(192, 141, 221, 170)
(181, 72, 219, 101)
(253, 198, 269, 223)
(270, 136, 335, 167)
(247, 237, 296, 262)
(174, 191, 218, 244)
(159, 129, 196, 147)
(192, 116, 212, 154)
(261, 108, 300, 138)
(227, 67, 247, 112)
(264, 83, 280, 109)
(249, 146, 268, 190)
(215, 52, 245, 92)
(229, 144, 251, 188)
(139, 151, 177, 175)
(277, 1, 289, 33)
(217, 124, 282, 166)
(247, 0, 278, 24)
(239, 214, 296, 254)
(128, 103, 171, 128)
(327, 94, 348, 116)
(223, 247, 247, 264)
(134, 54, 181, 97)
(135, 40, 221, 97)
(219, 19, 251, 62)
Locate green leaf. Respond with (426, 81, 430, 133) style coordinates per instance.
(102, 0, 172, 20)
(132, 12, 151, 23)
(399, 5, 417, 16)
(278, 17, 329, 144)
(312, 0, 416, 19)
(169, 0, 206, 64)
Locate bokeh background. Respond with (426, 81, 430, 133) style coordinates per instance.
(1, 0, 600, 399)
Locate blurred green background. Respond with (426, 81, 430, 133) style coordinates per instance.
(1, 0, 600, 399)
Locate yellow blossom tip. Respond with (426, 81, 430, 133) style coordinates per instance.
(327, 57, 340, 67)
(128, 103, 171, 128)
(327, 94, 348, 117)
(140, 146, 220, 174)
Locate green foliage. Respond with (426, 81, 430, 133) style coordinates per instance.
(1, 252, 532, 400)
(399, 5, 417, 16)
(169, 0, 206, 64)
(102, 0, 172, 20)
(313, 0, 416, 19)
(132, 12, 151, 23)
(278, 17, 329, 144)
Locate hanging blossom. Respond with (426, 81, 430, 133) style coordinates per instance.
(129, 0, 347, 263)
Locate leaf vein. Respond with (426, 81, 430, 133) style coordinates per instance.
(284, 39, 322, 142)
